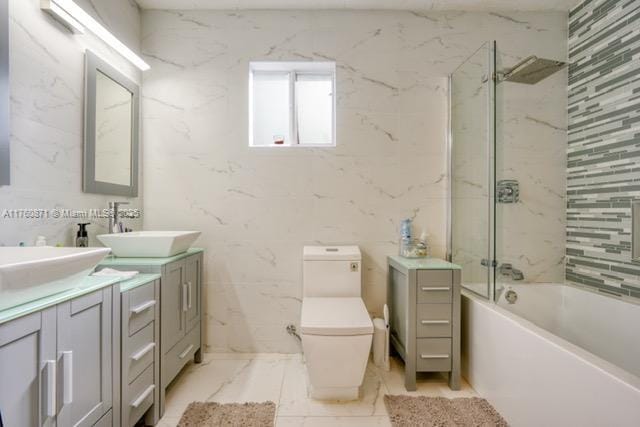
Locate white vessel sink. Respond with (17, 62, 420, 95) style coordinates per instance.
(0, 247, 111, 311)
(96, 231, 201, 258)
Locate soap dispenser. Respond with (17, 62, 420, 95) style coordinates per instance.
(76, 223, 90, 247)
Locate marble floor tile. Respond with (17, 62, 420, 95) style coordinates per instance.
(162, 356, 287, 417)
(376, 356, 478, 398)
(276, 416, 392, 426)
(158, 353, 478, 425)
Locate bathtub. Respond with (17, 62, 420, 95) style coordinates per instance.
(462, 283, 640, 427)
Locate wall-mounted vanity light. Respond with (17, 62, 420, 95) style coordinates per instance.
(41, 0, 150, 71)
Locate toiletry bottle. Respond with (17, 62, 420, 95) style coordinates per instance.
(76, 223, 90, 247)
(417, 231, 429, 257)
(35, 235, 47, 247)
(399, 218, 413, 257)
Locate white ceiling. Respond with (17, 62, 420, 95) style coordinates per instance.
(135, 0, 579, 12)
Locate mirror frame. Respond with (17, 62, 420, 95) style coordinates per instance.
(0, 0, 9, 186)
(84, 50, 139, 196)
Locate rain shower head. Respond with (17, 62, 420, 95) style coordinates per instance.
(500, 56, 567, 84)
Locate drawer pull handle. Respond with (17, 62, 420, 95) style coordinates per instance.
(131, 300, 156, 314)
(187, 281, 193, 309)
(61, 351, 73, 405)
(131, 385, 155, 408)
(420, 320, 450, 325)
(182, 284, 188, 312)
(420, 354, 450, 359)
(43, 360, 56, 417)
(131, 343, 156, 361)
(421, 287, 450, 291)
(179, 344, 194, 359)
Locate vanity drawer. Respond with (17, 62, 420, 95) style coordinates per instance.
(163, 323, 200, 388)
(125, 282, 157, 336)
(123, 363, 155, 427)
(416, 338, 451, 372)
(416, 304, 452, 338)
(417, 270, 452, 304)
(123, 322, 156, 385)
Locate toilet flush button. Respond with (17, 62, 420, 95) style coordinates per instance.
(350, 262, 359, 272)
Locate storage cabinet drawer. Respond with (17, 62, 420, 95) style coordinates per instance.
(123, 322, 156, 385)
(163, 323, 200, 388)
(416, 270, 452, 303)
(416, 304, 452, 338)
(124, 363, 155, 427)
(416, 338, 452, 372)
(126, 282, 157, 336)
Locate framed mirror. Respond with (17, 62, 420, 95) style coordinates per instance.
(84, 50, 139, 196)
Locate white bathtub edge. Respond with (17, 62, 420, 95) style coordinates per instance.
(461, 290, 640, 427)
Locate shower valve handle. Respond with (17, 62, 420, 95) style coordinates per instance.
(480, 259, 497, 268)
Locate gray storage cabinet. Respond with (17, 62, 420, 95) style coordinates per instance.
(0, 288, 113, 427)
(387, 256, 461, 391)
(120, 278, 161, 427)
(99, 250, 204, 416)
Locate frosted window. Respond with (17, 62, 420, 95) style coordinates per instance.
(249, 62, 335, 147)
(296, 74, 333, 145)
(251, 71, 291, 146)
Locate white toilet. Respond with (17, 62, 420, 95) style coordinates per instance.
(300, 245, 374, 400)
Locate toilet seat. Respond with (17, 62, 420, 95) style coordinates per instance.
(301, 297, 373, 336)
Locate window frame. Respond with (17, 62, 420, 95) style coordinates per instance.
(249, 61, 336, 148)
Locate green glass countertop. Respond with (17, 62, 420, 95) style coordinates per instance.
(388, 255, 461, 270)
(119, 273, 161, 293)
(0, 275, 122, 326)
(99, 248, 204, 267)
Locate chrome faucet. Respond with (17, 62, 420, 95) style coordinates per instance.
(498, 263, 524, 281)
(108, 201, 129, 234)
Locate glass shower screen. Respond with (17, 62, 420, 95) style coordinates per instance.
(449, 41, 496, 299)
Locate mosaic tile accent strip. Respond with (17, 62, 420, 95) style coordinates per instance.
(566, 0, 640, 297)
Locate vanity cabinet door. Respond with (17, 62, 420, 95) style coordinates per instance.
(56, 288, 112, 427)
(184, 255, 201, 333)
(0, 309, 57, 427)
(161, 260, 186, 354)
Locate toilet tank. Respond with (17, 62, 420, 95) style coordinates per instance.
(303, 246, 362, 297)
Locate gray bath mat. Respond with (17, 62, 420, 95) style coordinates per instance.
(384, 395, 508, 426)
(178, 401, 276, 426)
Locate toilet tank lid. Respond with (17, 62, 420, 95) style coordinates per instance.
(303, 245, 361, 261)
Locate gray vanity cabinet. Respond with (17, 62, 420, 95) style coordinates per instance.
(184, 255, 201, 334)
(387, 256, 461, 392)
(0, 288, 113, 427)
(98, 249, 204, 418)
(56, 288, 113, 427)
(161, 260, 187, 353)
(0, 308, 56, 427)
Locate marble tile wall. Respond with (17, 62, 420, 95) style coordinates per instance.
(565, 0, 640, 299)
(0, 0, 142, 247)
(141, 9, 568, 352)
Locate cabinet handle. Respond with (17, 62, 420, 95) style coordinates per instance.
(420, 354, 450, 359)
(61, 351, 73, 405)
(420, 320, 450, 324)
(131, 342, 156, 361)
(130, 385, 155, 408)
(178, 344, 194, 359)
(43, 360, 56, 418)
(420, 287, 450, 291)
(187, 281, 193, 309)
(182, 283, 188, 312)
(131, 300, 156, 314)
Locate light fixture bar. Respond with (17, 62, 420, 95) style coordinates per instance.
(41, 0, 84, 34)
(42, 0, 150, 71)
